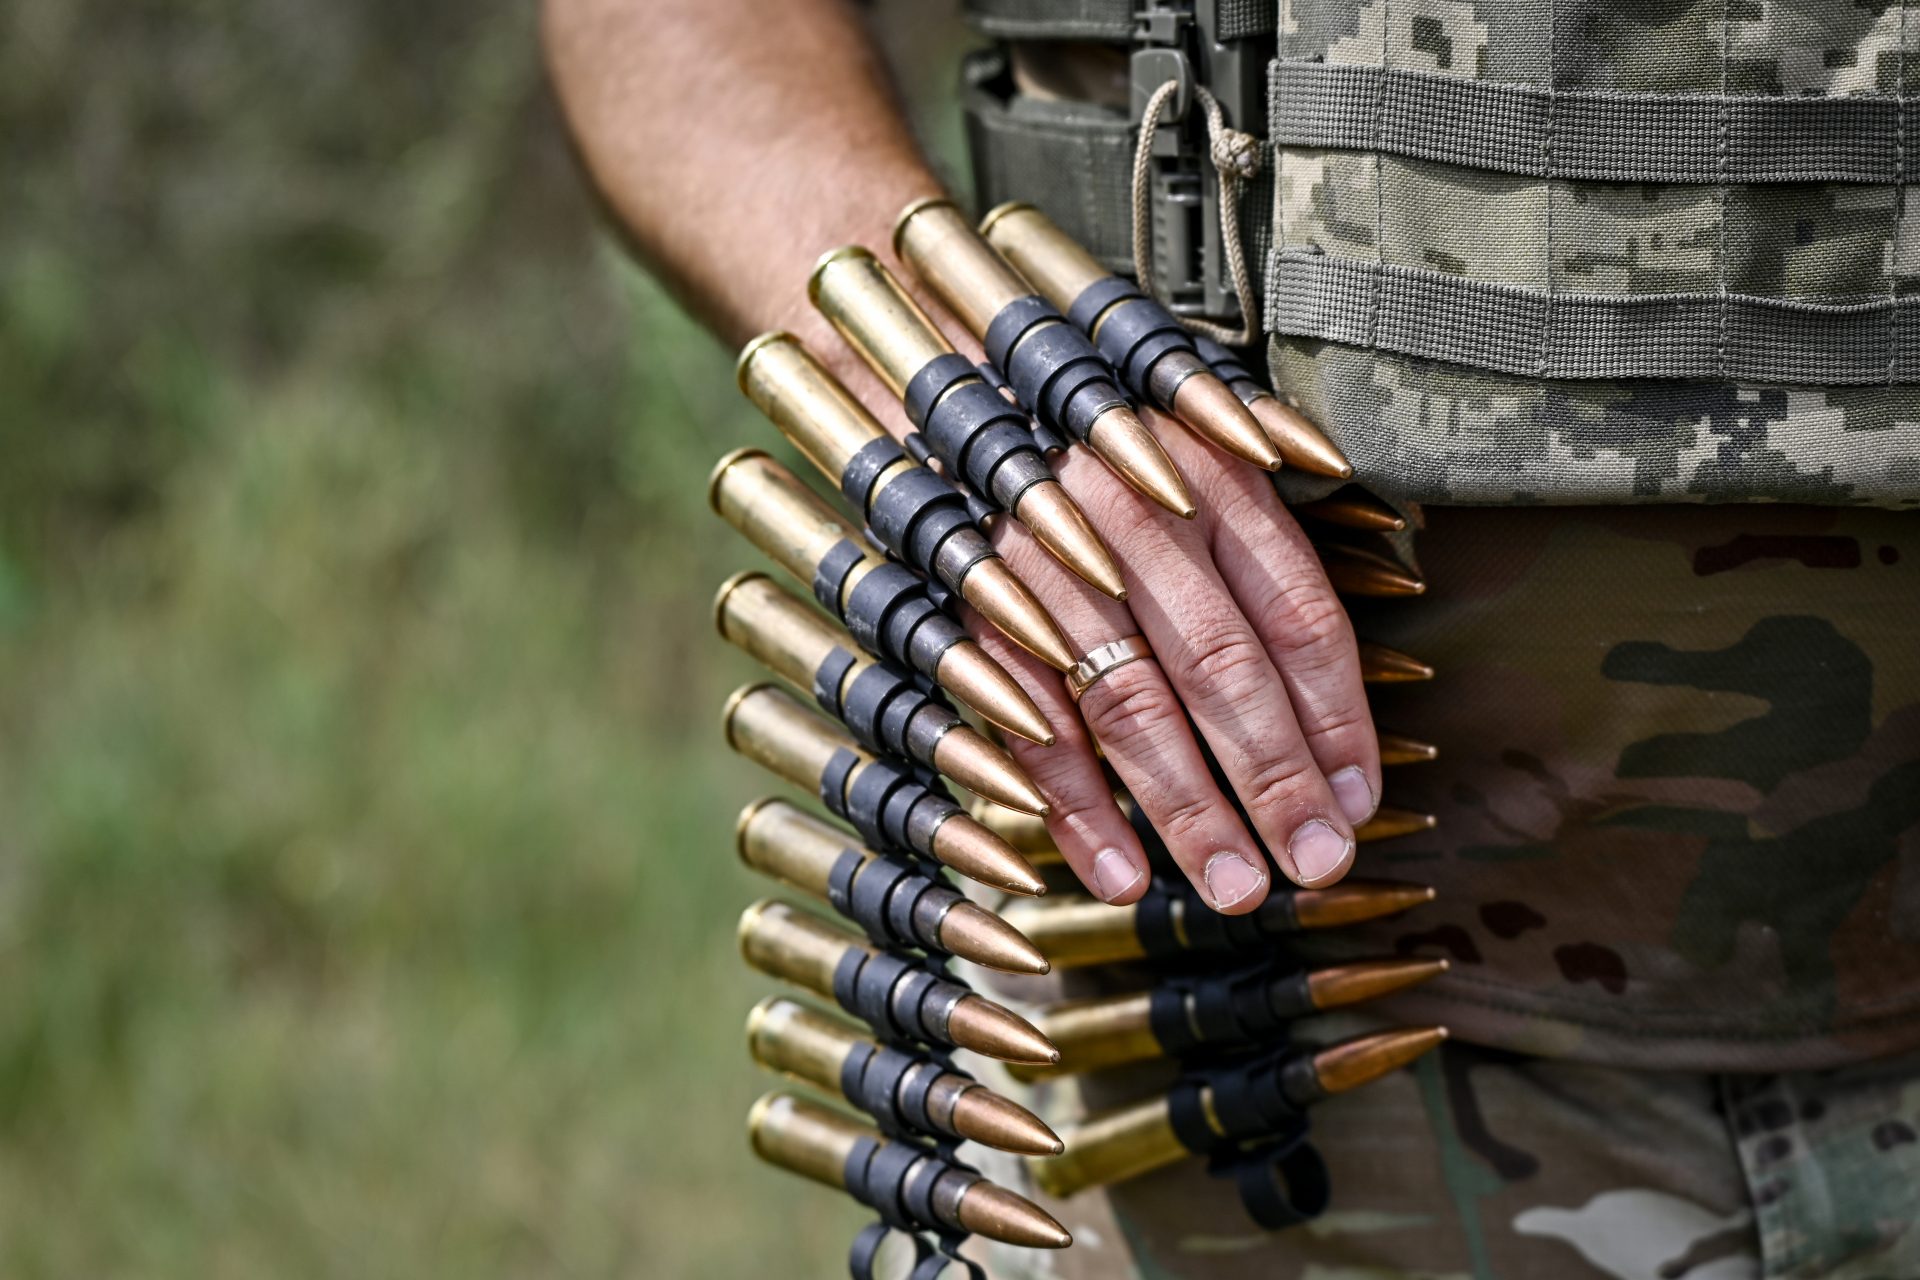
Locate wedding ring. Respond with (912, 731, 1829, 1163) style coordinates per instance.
(1067, 635, 1153, 703)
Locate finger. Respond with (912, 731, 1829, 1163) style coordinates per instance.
(1046, 449, 1275, 914)
(1188, 444, 1383, 828)
(968, 517, 1151, 906)
(1068, 420, 1357, 888)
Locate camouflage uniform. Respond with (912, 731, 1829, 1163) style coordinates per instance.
(958, 0, 1920, 1274)
(972, 503, 1920, 1279)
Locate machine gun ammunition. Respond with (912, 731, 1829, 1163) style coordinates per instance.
(894, 198, 1195, 518)
(979, 202, 1279, 471)
(738, 900, 1059, 1065)
(810, 245, 1125, 599)
(709, 449, 1053, 746)
(736, 798, 1048, 975)
(748, 997, 1063, 1156)
(715, 572, 1045, 815)
(750, 1091, 1072, 1248)
(723, 683, 1045, 896)
(737, 333, 1074, 671)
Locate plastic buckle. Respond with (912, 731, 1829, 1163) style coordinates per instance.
(1129, 0, 1272, 320)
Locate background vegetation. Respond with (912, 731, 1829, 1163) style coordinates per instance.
(0, 2, 971, 1273)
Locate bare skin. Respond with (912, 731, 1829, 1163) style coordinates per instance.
(544, 0, 1382, 914)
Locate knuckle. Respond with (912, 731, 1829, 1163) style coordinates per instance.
(1151, 787, 1221, 846)
(1261, 581, 1355, 667)
(1236, 752, 1318, 817)
(1169, 617, 1271, 698)
(1079, 668, 1182, 754)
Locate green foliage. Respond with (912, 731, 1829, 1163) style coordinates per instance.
(0, 0, 971, 1271)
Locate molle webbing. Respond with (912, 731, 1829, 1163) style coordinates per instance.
(1270, 62, 1919, 187)
(903, 352, 1048, 511)
(1069, 277, 1201, 399)
(811, 645, 957, 765)
(820, 747, 959, 859)
(825, 845, 958, 955)
(839, 439, 985, 582)
(984, 295, 1129, 441)
(812, 540, 965, 676)
(961, 0, 1274, 41)
(1266, 250, 1920, 386)
(839, 1039, 960, 1140)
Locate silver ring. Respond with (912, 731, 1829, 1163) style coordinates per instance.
(1067, 635, 1153, 703)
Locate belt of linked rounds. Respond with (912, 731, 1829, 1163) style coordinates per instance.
(708, 197, 1445, 1275)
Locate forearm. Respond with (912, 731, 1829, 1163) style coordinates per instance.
(542, 0, 940, 346)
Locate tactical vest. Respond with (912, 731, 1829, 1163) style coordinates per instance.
(962, 0, 1920, 509)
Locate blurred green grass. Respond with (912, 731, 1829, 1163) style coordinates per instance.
(0, 1, 970, 1274)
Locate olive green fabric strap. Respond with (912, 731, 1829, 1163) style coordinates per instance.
(1270, 61, 1916, 185)
(962, 0, 1275, 42)
(1266, 250, 1920, 385)
(963, 50, 1273, 293)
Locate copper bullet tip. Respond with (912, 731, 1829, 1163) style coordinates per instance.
(939, 900, 1051, 976)
(932, 815, 1048, 897)
(1172, 370, 1283, 470)
(1249, 396, 1352, 478)
(1087, 406, 1196, 519)
(1355, 806, 1438, 842)
(1306, 956, 1451, 1012)
(1321, 545, 1427, 597)
(948, 995, 1061, 1065)
(1311, 1026, 1448, 1096)
(1358, 641, 1436, 683)
(1014, 480, 1127, 600)
(957, 1181, 1073, 1249)
(936, 642, 1055, 747)
(1290, 879, 1438, 929)
(1293, 490, 1406, 532)
(959, 558, 1077, 673)
(1377, 732, 1440, 766)
(934, 726, 1049, 816)
(950, 1085, 1065, 1156)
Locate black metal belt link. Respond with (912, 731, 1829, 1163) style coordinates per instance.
(825, 843, 965, 957)
(1148, 957, 1300, 1056)
(1067, 276, 1206, 405)
(904, 352, 1056, 516)
(849, 1223, 987, 1280)
(1210, 1133, 1331, 1230)
(983, 296, 1133, 444)
(814, 538, 966, 680)
(842, 438, 991, 589)
(1132, 0, 1272, 321)
(813, 645, 961, 765)
(839, 1037, 975, 1143)
(821, 747, 961, 860)
(975, 361, 1070, 455)
(831, 945, 951, 1046)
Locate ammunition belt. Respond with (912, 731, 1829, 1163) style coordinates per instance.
(812, 540, 964, 675)
(820, 746, 959, 860)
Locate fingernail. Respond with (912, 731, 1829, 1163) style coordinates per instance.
(1203, 851, 1268, 910)
(1288, 819, 1353, 885)
(1091, 848, 1144, 902)
(1329, 766, 1376, 825)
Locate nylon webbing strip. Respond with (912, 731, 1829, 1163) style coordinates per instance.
(1269, 61, 1915, 185)
(1266, 250, 1920, 385)
(962, 0, 1275, 40)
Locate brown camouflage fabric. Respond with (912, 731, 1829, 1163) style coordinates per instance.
(974, 1019, 1920, 1279)
(966, 502, 1919, 1278)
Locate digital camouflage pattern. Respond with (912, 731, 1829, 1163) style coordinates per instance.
(966, 502, 1920, 1278)
(1269, 0, 1920, 506)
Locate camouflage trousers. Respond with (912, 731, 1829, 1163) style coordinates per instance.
(976, 503, 1920, 1279)
(976, 1018, 1920, 1280)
